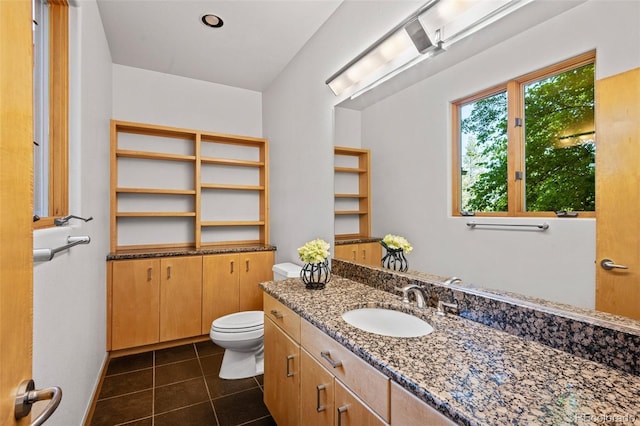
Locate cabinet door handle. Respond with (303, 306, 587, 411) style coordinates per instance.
(316, 384, 326, 412)
(246, 259, 250, 272)
(270, 309, 284, 319)
(351, 250, 356, 261)
(230, 260, 234, 274)
(362, 249, 366, 260)
(320, 351, 342, 368)
(337, 405, 348, 426)
(147, 267, 152, 281)
(167, 266, 171, 280)
(286, 355, 295, 377)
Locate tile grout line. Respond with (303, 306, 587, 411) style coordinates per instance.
(195, 342, 221, 426)
(151, 350, 156, 426)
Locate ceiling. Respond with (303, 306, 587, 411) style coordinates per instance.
(97, 0, 343, 92)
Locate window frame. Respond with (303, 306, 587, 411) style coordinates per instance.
(451, 50, 596, 218)
(33, 0, 68, 229)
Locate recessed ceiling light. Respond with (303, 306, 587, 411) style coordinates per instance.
(201, 14, 224, 28)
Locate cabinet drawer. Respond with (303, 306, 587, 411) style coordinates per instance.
(301, 319, 389, 422)
(264, 293, 300, 342)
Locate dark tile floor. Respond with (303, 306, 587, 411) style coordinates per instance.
(90, 341, 275, 426)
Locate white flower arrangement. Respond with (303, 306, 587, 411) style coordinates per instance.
(298, 239, 331, 264)
(380, 234, 413, 254)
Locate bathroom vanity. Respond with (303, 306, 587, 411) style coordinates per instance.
(106, 247, 274, 351)
(260, 265, 640, 425)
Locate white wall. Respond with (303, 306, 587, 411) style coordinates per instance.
(32, 1, 112, 424)
(112, 64, 262, 137)
(264, 1, 422, 265)
(334, 107, 362, 149)
(361, 0, 640, 308)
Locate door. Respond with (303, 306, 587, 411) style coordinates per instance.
(334, 380, 387, 426)
(300, 349, 334, 426)
(239, 251, 274, 312)
(263, 318, 300, 426)
(1, 0, 35, 424)
(159, 256, 202, 341)
(360, 242, 382, 267)
(595, 68, 640, 320)
(335, 244, 357, 262)
(202, 254, 239, 334)
(111, 259, 161, 349)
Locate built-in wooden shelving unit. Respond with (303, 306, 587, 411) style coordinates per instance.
(110, 120, 269, 252)
(334, 147, 371, 240)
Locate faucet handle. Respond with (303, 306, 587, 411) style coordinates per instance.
(436, 300, 459, 316)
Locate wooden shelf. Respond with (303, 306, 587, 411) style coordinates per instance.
(116, 188, 196, 195)
(335, 193, 367, 199)
(201, 157, 264, 167)
(111, 120, 269, 252)
(116, 212, 196, 217)
(200, 183, 264, 191)
(334, 166, 367, 173)
(116, 149, 196, 162)
(335, 210, 368, 215)
(201, 220, 265, 227)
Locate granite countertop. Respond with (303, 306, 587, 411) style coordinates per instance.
(261, 276, 640, 426)
(107, 244, 276, 260)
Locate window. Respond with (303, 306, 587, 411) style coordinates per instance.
(452, 51, 596, 217)
(33, 0, 68, 228)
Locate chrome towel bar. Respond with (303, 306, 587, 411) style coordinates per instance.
(33, 235, 91, 262)
(466, 222, 549, 231)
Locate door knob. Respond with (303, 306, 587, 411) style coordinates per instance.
(600, 259, 629, 270)
(15, 379, 62, 425)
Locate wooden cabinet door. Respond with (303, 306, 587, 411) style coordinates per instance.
(335, 244, 357, 262)
(160, 256, 203, 342)
(264, 317, 300, 426)
(239, 251, 274, 312)
(360, 242, 381, 267)
(334, 380, 387, 426)
(390, 382, 456, 426)
(300, 349, 334, 426)
(202, 253, 239, 334)
(111, 259, 160, 350)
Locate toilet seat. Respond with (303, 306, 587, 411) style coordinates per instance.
(211, 311, 263, 331)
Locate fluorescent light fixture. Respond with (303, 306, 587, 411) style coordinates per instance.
(326, 0, 533, 98)
(326, 0, 441, 96)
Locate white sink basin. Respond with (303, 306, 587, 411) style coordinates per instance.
(341, 308, 434, 338)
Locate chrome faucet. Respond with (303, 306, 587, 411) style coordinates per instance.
(400, 284, 426, 308)
(436, 300, 459, 316)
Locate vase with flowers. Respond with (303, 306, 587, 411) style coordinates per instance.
(380, 234, 412, 272)
(297, 238, 331, 289)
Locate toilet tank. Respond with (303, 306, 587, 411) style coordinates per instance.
(272, 262, 302, 281)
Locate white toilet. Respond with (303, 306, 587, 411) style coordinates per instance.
(209, 262, 302, 379)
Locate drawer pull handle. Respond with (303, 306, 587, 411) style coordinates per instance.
(316, 384, 326, 412)
(320, 351, 342, 368)
(351, 250, 356, 261)
(286, 355, 294, 377)
(270, 309, 284, 319)
(362, 249, 366, 260)
(230, 261, 234, 274)
(147, 267, 152, 281)
(337, 405, 348, 426)
(167, 266, 171, 280)
(246, 260, 250, 272)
